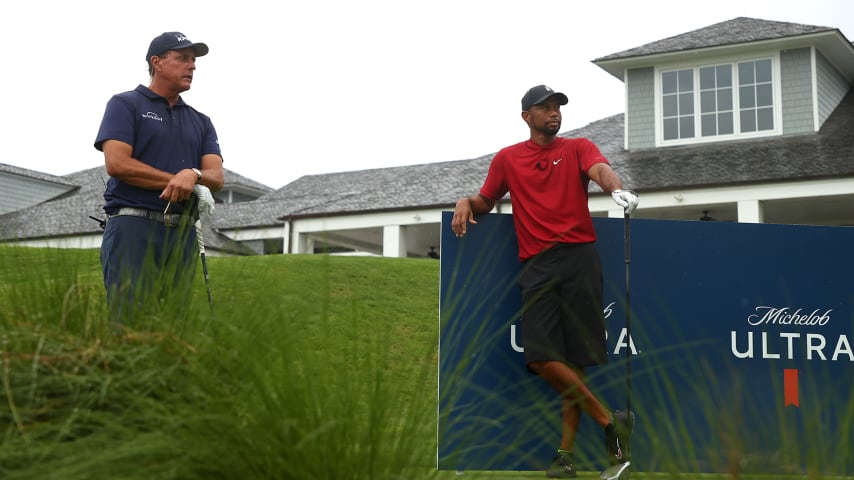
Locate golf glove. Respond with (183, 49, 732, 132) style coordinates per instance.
(612, 189, 639, 215)
(193, 184, 215, 217)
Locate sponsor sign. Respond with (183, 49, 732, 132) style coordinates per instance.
(438, 213, 854, 475)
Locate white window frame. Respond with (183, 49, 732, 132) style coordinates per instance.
(654, 52, 783, 147)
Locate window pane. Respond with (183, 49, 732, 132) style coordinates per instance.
(757, 107, 774, 130)
(662, 71, 677, 94)
(701, 113, 717, 136)
(679, 92, 694, 114)
(700, 67, 715, 90)
(756, 84, 773, 107)
(717, 65, 732, 87)
(738, 62, 754, 84)
(663, 118, 678, 140)
(700, 91, 716, 112)
(740, 86, 755, 108)
(680, 116, 695, 138)
(756, 59, 772, 82)
(663, 95, 677, 116)
(678, 70, 693, 92)
(718, 88, 733, 110)
(740, 110, 756, 132)
(718, 112, 734, 134)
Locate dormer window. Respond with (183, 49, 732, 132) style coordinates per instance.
(658, 56, 779, 145)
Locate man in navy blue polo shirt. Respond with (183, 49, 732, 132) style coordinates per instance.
(94, 31, 224, 326)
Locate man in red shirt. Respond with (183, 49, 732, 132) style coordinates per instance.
(451, 85, 639, 478)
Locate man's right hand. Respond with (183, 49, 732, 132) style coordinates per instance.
(451, 197, 477, 238)
(160, 169, 199, 203)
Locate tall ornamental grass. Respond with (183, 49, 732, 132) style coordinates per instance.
(1, 246, 851, 479)
(1, 247, 439, 479)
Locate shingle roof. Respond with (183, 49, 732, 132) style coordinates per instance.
(0, 162, 78, 188)
(0, 166, 257, 254)
(594, 17, 834, 62)
(221, 169, 274, 193)
(211, 153, 496, 229)
(0, 167, 110, 240)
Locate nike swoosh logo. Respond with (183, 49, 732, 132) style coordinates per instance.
(553, 159, 562, 165)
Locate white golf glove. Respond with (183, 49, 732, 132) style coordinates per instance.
(193, 184, 215, 217)
(611, 189, 639, 215)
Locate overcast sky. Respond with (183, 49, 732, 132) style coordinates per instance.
(2, 0, 852, 189)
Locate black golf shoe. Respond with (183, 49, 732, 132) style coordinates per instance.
(546, 450, 577, 478)
(604, 410, 634, 465)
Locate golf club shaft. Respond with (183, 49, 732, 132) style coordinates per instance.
(624, 212, 631, 414)
(195, 218, 214, 311)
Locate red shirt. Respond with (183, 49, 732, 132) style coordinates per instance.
(480, 137, 608, 261)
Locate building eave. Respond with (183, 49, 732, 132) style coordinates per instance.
(594, 30, 854, 82)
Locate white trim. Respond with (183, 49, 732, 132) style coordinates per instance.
(3, 233, 103, 249)
(223, 225, 283, 241)
(810, 46, 820, 132)
(623, 66, 630, 151)
(588, 177, 854, 213)
(382, 225, 406, 257)
(292, 208, 442, 234)
(737, 200, 765, 223)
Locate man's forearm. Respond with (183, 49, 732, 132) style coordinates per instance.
(589, 163, 624, 194)
(467, 194, 495, 215)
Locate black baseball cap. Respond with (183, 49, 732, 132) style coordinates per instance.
(146, 32, 209, 62)
(521, 85, 568, 111)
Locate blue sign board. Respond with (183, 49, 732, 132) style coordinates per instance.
(438, 212, 854, 475)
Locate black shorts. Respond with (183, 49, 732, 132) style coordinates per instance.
(517, 242, 607, 369)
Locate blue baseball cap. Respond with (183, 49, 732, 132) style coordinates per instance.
(521, 85, 568, 111)
(146, 32, 209, 62)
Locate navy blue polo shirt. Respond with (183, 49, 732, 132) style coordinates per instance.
(94, 85, 222, 214)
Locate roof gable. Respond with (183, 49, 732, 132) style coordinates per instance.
(596, 17, 834, 62)
(594, 17, 854, 82)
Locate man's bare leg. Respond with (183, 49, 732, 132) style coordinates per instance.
(529, 359, 611, 430)
(561, 397, 581, 450)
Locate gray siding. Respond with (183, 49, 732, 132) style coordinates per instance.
(779, 47, 814, 135)
(626, 67, 655, 149)
(816, 50, 851, 127)
(0, 173, 72, 215)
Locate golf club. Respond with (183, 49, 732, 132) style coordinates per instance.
(624, 210, 632, 416)
(600, 205, 635, 480)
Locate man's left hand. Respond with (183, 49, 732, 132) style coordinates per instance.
(193, 185, 215, 217)
(612, 189, 639, 215)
